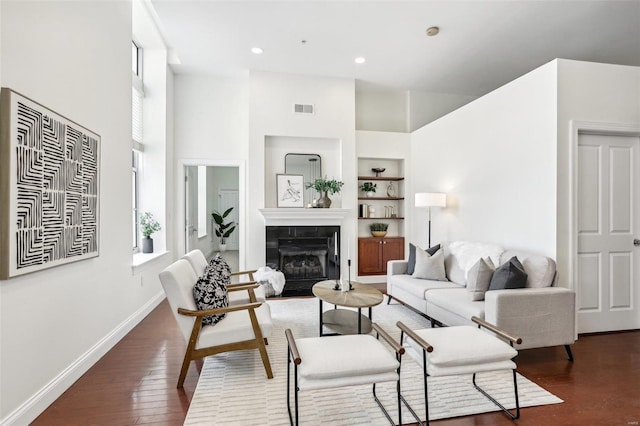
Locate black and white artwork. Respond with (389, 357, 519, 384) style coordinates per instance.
(276, 174, 304, 208)
(0, 88, 100, 278)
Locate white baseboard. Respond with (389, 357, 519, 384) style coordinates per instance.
(0, 291, 166, 426)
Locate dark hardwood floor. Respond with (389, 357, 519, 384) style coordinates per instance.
(34, 296, 640, 425)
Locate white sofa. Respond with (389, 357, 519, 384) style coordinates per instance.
(387, 241, 576, 358)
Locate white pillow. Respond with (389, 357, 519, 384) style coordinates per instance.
(412, 248, 447, 281)
(466, 257, 495, 301)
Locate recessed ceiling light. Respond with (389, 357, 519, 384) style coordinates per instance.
(426, 27, 439, 37)
(251, 47, 263, 54)
(355, 57, 366, 64)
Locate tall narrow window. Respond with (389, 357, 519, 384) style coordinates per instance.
(132, 41, 144, 251)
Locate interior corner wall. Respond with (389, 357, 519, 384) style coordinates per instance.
(555, 59, 640, 287)
(355, 89, 408, 132)
(0, 1, 167, 423)
(410, 61, 558, 257)
(248, 71, 357, 268)
(408, 90, 477, 132)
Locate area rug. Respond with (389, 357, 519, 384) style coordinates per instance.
(184, 298, 562, 425)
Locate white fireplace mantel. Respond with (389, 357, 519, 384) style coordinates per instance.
(259, 208, 350, 226)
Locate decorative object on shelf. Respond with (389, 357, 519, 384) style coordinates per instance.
(140, 212, 161, 253)
(370, 222, 389, 237)
(371, 167, 386, 177)
(305, 176, 344, 208)
(415, 192, 447, 247)
(386, 181, 397, 197)
(276, 174, 304, 208)
(0, 88, 101, 279)
(360, 181, 377, 197)
(368, 206, 376, 217)
(384, 205, 396, 218)
(212, 207, 236, 252)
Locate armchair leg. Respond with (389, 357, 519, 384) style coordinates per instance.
(565, 344, 574, 362)
(387, 295, 393, 305)
(177, 352, 192, 388)
(258, 337, 274, 379)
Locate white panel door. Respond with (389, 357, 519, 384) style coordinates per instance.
(218, 190, 239, 250)
(577, 134, 640, 332)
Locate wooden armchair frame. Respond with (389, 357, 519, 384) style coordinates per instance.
(175, 281, 273, 388)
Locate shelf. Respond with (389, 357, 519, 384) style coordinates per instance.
(358, 197, 404, 201)
(358, 217, 404, 220)
(358, 176, 404, 181)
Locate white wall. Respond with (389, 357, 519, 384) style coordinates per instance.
(556, 59, 640, 286)
(356, 89, 408, 132)
(0, 2, 171, 423)
(248, 71, 357, 268)
(410, 61, 558, 256)
(408, 90, 477, 132)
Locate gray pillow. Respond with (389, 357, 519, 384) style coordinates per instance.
(412, 248, 447, 281)
(407, 243, 441, 275)
(466, 257, 495, 301)
(488, 256, 527, 291)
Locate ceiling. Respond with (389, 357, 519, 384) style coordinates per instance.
(151, 0, 640, 97)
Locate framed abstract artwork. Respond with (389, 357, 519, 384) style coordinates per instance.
(276, 174, 304, 208)
(0, 88, 100, 279)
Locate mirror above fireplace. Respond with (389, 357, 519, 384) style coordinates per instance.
(285, 153, 321, 207)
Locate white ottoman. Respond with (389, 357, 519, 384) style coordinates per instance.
(286, 324, 405, 425)
(397, 316, 522, 425)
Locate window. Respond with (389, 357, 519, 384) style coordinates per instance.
(132, 41, 143, 251)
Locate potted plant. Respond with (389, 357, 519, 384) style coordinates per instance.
(305, 176, 345, 208)
(140, 212, 161, 253)
(369, 222, 388, 237)
(360, 182, 377, 197)
(212, 207, 236, 252)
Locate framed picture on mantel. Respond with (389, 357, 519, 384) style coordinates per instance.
(276, 174, 304, 208)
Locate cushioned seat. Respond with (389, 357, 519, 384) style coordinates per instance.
(286, 325, 405, 425)
(389, 274, 461, 299)
(425, 289, 486, 324)
(398, 318, 522, 424)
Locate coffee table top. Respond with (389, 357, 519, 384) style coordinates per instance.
(312, 280, 384, 308)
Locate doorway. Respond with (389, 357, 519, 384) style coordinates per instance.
(576, 132, 640, 333)
(182, 162, 243, 271)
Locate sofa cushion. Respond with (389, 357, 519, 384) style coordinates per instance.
(500, 250, 556, 288)
(413, 248, 447, 281)
(466, 257, 495, 301)
(407, 243, 440, 275)
(389, 274, 462, 299)
(425, 288, 485, 321)
(444, 241, 504, 286)
(489, 256, 527, 291)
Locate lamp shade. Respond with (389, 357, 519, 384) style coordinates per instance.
(415, 192, 447, 208)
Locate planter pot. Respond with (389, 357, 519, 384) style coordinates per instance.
(142, 237, 154, 253)
(219, 243, 228, 252)
(316, 191, 332, 208)
(366, 191, 376, 197)
(371, 231, 387, 237)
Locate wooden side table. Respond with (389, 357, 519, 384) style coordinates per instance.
(312, 280, 384, 336)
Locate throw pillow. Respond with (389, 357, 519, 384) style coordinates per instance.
(466, 257, 495, 301)
(488, 256, 528, 291)
(407, 243, 441, 275)
(412, 248, 447, 281)
(193, 255, 231, 326)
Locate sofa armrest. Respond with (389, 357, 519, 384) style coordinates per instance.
(484, 287, 576, 350)
(387, 260, 408, 276)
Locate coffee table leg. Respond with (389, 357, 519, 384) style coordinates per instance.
(358, 308, 362, 334)
(368, 306, 372, 320)
(319, 299, 324, 336)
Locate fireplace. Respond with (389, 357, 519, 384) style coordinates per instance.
(266, 226, 339, 296)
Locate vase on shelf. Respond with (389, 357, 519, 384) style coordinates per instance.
(386, 182, 396, 197)
(316, 191, 332, 208)
(366, 191, 375, 197)
(371, 231, 387, 237)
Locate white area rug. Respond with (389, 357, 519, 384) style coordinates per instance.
(184, 298, 562, 425)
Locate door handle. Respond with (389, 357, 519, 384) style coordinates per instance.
(634, 239, 640, 247)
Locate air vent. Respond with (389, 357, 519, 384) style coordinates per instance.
(293, 104, 314, 114)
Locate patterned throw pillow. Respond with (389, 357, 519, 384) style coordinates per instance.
(193, 255, 231, 326)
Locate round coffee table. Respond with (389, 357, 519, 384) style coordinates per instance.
(312, 280, 384, 335)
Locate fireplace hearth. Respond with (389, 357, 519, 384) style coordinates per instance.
(266, 226, 339, 296)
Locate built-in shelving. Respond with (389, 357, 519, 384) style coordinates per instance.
(357, 176, 404, 181)
(358, 217, 404, 220)
(358, 197, 404, 201)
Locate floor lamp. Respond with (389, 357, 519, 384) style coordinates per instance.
(415, 192, 447, 247)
